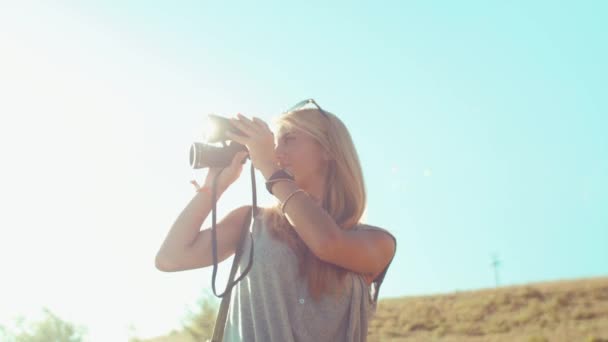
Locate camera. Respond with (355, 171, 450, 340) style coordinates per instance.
(187, 113, 257, 300)
(189, 114, 248, 169)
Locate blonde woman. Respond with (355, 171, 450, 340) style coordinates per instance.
(156, 99, 397, 341)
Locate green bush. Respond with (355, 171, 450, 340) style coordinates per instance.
(180, 292, 219, 341)
(1, 307, 87, 342)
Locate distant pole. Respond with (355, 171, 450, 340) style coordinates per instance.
(490, 253, 501, 287)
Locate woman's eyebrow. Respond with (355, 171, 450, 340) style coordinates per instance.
(279, 132, 294, 140)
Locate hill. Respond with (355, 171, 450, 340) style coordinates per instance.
(368, 276, 608, 341)
(139, 276, 608, 342)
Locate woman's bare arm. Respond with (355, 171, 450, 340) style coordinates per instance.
(155, 187, 251, 272)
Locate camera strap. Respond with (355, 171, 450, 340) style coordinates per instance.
(209, 164, 257, 298)
(210, 163, 258, 341)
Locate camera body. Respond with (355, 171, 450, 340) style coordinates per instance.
(189, 114, 248, 169)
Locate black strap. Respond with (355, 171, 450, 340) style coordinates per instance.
(210, 164, 256, 298)
(210, 163, 258, 342)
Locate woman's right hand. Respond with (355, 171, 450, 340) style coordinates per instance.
(203, 151, 250, 191)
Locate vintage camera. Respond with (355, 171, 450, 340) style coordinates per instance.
(189, 114, 248, 169)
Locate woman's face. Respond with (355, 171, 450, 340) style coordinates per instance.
(274, 128, 328, 184)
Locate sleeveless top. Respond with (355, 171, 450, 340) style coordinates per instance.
(222, 210, 397, 342)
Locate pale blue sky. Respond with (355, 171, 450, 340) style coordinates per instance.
(0, 1, 606, 340)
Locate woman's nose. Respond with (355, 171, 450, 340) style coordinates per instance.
(274, 145, 287, 161)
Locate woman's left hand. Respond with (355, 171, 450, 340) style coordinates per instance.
(226, 113, 278, 172)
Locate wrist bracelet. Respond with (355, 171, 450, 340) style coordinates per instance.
(281, 189, 306, 215)
(266, 168, 295, 195)
(190, 180, 211, 194)
(266, 178, 295, 194)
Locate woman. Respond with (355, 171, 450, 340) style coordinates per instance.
(156, 99, 397, 341)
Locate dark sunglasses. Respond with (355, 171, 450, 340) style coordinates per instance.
(285, 98, 330, 119)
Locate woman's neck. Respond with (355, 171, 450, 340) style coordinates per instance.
(298, 176, 326, 206)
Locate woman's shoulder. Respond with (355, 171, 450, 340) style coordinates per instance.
(354, 223, 395, 239)
(354, 223, 397, 256)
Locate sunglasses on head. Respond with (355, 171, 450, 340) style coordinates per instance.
(285, 98, 330, 119)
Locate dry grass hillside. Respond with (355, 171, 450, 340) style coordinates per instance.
(368, 276, 608, 341)
(139, 276, 608, 342)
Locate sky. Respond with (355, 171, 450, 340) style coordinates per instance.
(0, 1, 606, 341)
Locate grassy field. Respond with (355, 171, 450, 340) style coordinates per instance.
(140, 276, 608, 342)
(368, 276, 608, 341)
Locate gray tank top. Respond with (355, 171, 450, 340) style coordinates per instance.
(222, 210, 396, 341)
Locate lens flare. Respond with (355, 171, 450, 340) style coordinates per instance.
(202, 115, 220, 142)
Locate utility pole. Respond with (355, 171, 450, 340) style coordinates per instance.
(490, 253, 501, 287)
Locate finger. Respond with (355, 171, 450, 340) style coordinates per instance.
(233, 151, 249, 166)
(230, 117, 258, 137)
(252, 117, 270, 131)
(234, 150, 248, 160)
(237, 113, 268, 135)
(225, 130, 247, 144)
(239, 150, 249, 160)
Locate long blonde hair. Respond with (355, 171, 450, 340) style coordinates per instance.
(262, 107, 367, 301)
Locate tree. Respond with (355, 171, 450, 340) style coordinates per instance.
(180, 292, 219, 342)
(3, 307, 87, 342)
(0, 324, 14, 342)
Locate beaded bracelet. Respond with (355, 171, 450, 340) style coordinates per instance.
(281, 189, 306, 215)
(190, 180, 211, 194)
